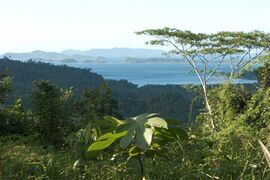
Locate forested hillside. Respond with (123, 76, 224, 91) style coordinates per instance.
(0, 57, 270, 179)
(0, 57, 199, 121)
(1, 0, 270, 179)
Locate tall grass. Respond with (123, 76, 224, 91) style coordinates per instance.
(259, 140, 270, 168)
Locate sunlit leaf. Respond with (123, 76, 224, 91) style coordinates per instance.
(87, 131, 127, 158)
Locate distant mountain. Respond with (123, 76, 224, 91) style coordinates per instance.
(4, 48, 176, 64)
(4, 50, 105, 63)
(61, 49, 85, 56)
(5, 50, 67, 62)
(62, 48, 166, 59)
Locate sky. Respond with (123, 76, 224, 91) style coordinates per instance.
(0, 0, 269, 53)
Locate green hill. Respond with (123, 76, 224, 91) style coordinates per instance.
(0, 57, 199, 121)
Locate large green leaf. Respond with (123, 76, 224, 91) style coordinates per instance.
(96, 116, 124, 133)
(92, 113, 175, 153)
(134, 113, 157, 125)
(147, 117, 168, 129)
(120, 128, 135, 149)
(103, 116, 125, 126)
(87, 131, 127, 158)
(117, 120, 137, 132)
(118, 113, 168, 150)
(135, 126, 153, 150)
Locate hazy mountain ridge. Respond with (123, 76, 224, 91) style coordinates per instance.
(3, 48, 253, 64)
(4, 48, 174, 64)
(62, 48, 166, 58)
(4, 50, 104, 63)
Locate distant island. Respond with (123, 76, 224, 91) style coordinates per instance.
(2, 48, 184, 64)
(125, 57, 184, 63)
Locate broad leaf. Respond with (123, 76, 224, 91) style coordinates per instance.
(87, 131, 127, 158)
(118, 113, 168, 150)
(103, 116, 125, 126)
(120, 129, 135, 149)
(147, 117, 168, 129)
(136, 126, 153, 150)
(96, 116, 124, 133)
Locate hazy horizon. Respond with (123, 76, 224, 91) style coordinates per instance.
(1, 0, 269, 54)
(1, 47, 165, 54)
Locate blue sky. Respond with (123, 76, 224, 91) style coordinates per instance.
(0, 0, 269, 53)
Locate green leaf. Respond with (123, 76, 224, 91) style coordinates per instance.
(96, 116, 124, 133)
(147, 117, 168, 129)
(136, 126, 153, 150)
(120, 129, 135, 149)
(135, 113, 157, 123)
(87, 131, 127, 158)
(117, 120, 137, 132)
(103, 116, 125, 126)
(119, 113, 163, 150)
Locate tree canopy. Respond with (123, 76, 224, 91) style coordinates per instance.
(137, 28, 270, 130)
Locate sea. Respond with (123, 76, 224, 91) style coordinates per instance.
(59, 63, 257, 86)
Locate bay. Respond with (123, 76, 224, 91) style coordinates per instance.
(59, 63, 257, 86)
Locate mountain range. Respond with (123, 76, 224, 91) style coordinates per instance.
(2, 48, 182, 64)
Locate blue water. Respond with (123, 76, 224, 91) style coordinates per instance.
(60, 63, 256, 86)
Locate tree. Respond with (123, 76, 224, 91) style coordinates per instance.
(0, 68, 11, 105)
(76, 82, 119, 128)
(0, 69, 12, 134)
(32, 80, 73, 145)
(255, 58, 270, 89)
(66, 83, 119, 159)
(136, 28, 270, 130)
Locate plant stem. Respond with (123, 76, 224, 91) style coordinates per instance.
(138, 155, 145, 178)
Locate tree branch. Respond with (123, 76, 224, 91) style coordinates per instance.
(205, 54, 226, 82)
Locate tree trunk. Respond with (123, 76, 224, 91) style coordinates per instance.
(202, 83, 215, 130)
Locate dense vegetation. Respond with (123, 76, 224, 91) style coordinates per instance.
(0, 57, 269, 179)
(0, 57, 199, 121)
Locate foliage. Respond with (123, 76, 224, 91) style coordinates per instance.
(0, 135, 143, 179)
(0, 70, 29, 135)
(255, 61, 270, 89)
(76, 82, 119, 128)
(0, 99, 29, 135)
(31, 80, 73, 145)
(0, 58, 199, 121)
(207, 84, 251, 130)
(0, 68, 11, 104)
(87, 113, 188, 177)
(87, 113, 181, 155)
(137, 28, 270, 130)
(259, 140, 270, 168)
(1, 57, 270, 179)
